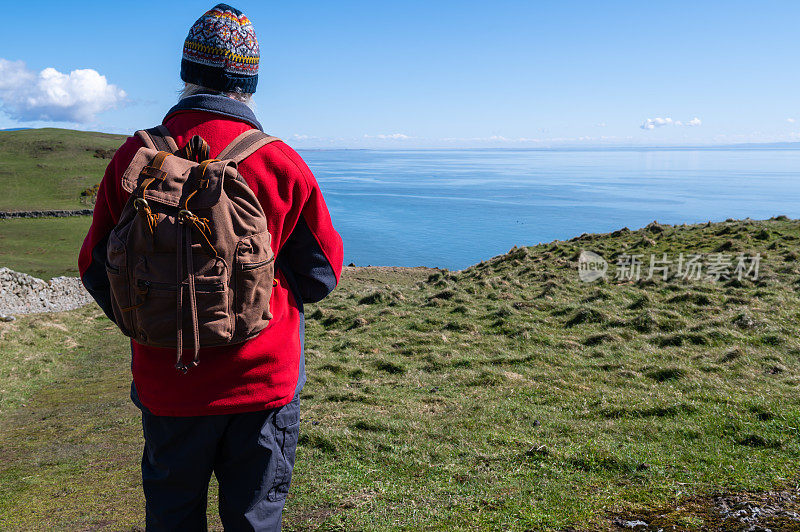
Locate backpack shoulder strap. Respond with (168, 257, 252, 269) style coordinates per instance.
(217, 129, 281, 164)
(135, 125, 179, 153)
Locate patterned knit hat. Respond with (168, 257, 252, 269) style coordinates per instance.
(180, 4, 259, 94)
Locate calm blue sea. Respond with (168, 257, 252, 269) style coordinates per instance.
(299, 148, 800, 270)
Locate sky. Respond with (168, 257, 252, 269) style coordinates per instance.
(0, 0, 799, 148)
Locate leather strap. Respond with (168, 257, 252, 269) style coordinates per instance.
(217, 129, 280, 163)
(186, 227, 200, 368)
(137, 151, 169, 197)
(133, 151, 170, 235)
(175, 222, 185, 373)
(175, 211, 204, 373)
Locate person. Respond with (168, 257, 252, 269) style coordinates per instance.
(77, 4, 344, 530)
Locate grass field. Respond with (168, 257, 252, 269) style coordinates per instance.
(0, 127, 122, 281)
(0, 128, 125, 212)
(1, 218, 799, 530)
(0, 217, 91, 279)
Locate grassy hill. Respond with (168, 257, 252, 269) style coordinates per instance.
(1, 218, 799, 530)
(0, 128, 127, 278)
(0, 128, 125, 212)
(0, 217, 90, 278)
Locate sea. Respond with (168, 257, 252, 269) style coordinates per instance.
(299, 148, 800, 270)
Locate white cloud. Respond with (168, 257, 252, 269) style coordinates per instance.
(641, 116, 701, 130)
(0, 59, 35, 91)
(787, 118, 796, 124)
(0, 59, 126, 123)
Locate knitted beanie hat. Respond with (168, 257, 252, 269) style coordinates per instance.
(180, 4, 259, 94)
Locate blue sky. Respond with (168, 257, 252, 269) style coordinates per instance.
(1, 1, 798, 148)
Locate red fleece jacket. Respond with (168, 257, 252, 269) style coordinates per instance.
(79, 103, 343, 416)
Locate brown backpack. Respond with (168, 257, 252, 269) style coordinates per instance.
(106, 125, 280, 373)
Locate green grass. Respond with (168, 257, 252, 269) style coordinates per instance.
(1, 218, 800, 530)
(0, 305, 152, 530)
(0, 217, 91, 279)
(0, 128, 125, 211)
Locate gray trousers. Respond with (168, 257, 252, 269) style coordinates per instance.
(140, 395, 300, 531)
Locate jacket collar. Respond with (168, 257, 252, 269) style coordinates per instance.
(163, 93, 263, 131)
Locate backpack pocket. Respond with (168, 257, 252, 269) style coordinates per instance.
(106, 230, 134, 336)
(234, 231, 275, 338)
(132, 279, 232, 347)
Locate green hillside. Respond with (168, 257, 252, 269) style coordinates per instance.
(1, 218, 799, 530)
(0, 128, 126, 212)
(0, 128, 127, 279)
(0, 217, 91, 278)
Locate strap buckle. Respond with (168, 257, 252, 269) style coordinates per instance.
(133, 197, 149, 212)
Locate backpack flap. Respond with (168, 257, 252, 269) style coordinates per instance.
(120, 147, 235, 209)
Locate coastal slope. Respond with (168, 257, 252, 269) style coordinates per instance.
(1, 217, 799, 530)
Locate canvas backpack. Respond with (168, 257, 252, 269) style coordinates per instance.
(106, 125, 280, 373)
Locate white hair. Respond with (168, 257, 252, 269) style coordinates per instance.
(179, 82, 254, 109)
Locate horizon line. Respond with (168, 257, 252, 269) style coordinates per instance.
(3, 127, 800, 151)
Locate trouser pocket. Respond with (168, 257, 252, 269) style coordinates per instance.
(268, 398, 300, 502)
